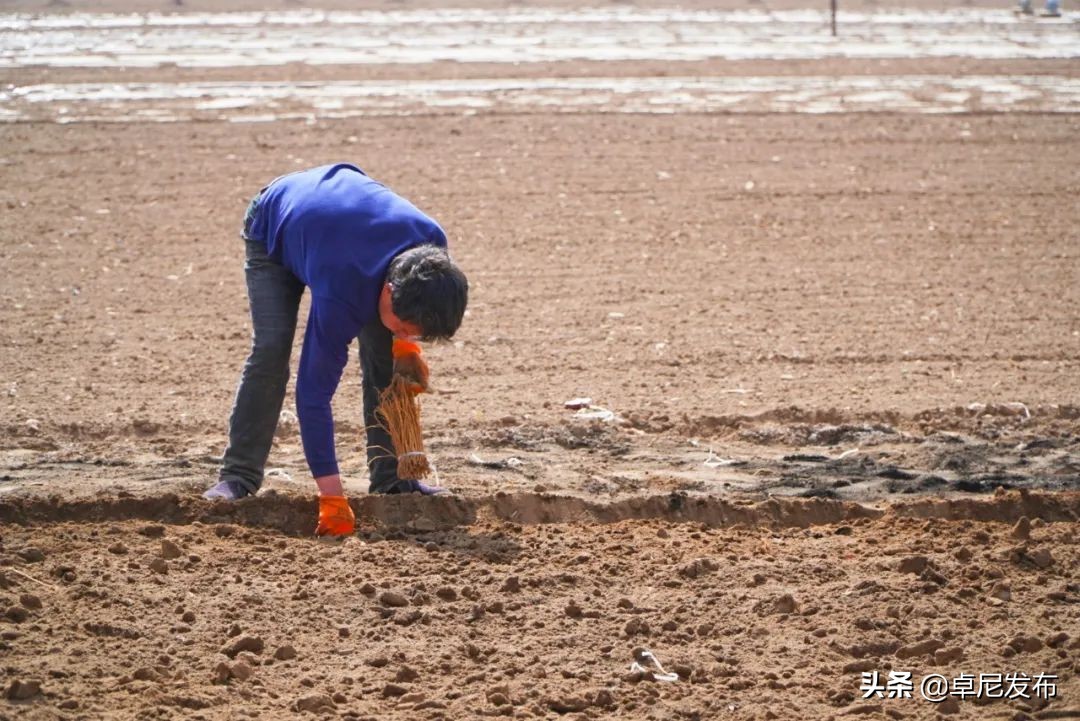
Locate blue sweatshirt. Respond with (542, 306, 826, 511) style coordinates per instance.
(246, 163, 447, 478)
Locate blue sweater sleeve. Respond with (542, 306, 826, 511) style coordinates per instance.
(295, 298, 361, 478)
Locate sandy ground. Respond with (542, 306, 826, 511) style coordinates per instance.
(2, 0, 1080, 718)
(1, 491, 1079, 721)
(1, 112, 1078, 504)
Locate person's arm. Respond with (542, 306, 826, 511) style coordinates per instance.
(314, 474, 344, 496)
(296, 299, 358, 535)
(295, 300, 353, 479)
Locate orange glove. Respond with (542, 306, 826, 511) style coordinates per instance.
(315, 496, 355, 537)
(392, 338, 429, 394)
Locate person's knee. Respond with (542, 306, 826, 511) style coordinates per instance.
(248, 329, 294, 369)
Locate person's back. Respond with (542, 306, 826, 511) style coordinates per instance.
(249, 163, 448, 325)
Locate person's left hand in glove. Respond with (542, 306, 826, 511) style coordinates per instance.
(316, 495, 355, 536)
(392, 338, 429, 394)
(314, 475, 354, 536)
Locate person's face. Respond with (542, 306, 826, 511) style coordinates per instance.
(378, 283, 423, 340)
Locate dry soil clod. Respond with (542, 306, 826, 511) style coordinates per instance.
(1011, 516, 1032, 540)
(379, 591, 409, 608)
(19, 594, 42, 610)
(5, 606, 29, 623)
(160, 539, 183, 559)
(221, 635, 264, 658)
(295, 693, 335, 713)
(382, 683, 408, 698)
(17, 547, 45, 563)
(6, 679, 41, 700)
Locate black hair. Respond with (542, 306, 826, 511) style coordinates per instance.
(387, 244, 468, 340)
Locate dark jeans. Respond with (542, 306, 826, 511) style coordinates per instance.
(219, 194, 400, 493)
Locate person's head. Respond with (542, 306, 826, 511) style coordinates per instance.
(378, 244, 468, 341)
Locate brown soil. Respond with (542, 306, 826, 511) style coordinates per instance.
(2, 1, 1080, 718)
(1, 491, 1079, 721)
(2, 111, 1078, 504)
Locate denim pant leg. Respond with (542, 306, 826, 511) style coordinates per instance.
(220, 237, 305, 491)
(358, 319, 399, 492)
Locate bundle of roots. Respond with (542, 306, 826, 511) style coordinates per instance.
(376, 374, 431, 480)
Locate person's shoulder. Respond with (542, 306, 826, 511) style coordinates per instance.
(323, 162, 369, 178)
(273, 163, 370, 189)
